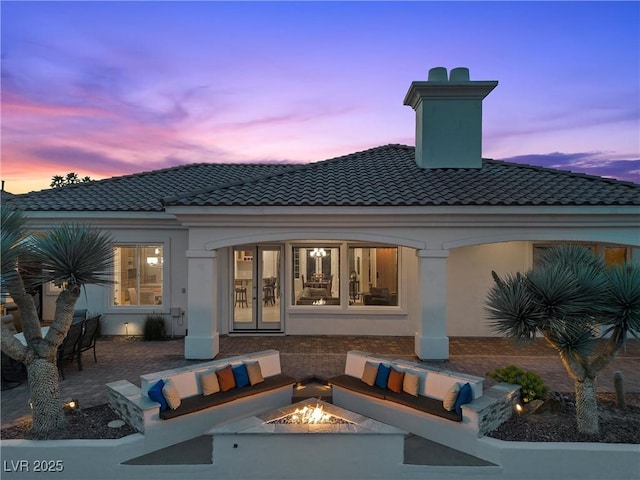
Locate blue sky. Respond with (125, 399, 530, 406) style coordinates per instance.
(2, 1, 639, 193)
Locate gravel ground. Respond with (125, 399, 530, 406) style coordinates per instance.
(2, 392, 639, 443)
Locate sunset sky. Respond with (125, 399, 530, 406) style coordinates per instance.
(2, 1, 639, 194)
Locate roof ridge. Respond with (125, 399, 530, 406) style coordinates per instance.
(484, 158, 640, 187)
(161, 163, 306, 204)
(163, 144, 415, 204)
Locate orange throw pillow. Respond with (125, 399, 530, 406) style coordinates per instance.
(216, 365, 236, 392)
(387, 367, 405, 393)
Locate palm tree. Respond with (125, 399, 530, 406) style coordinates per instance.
(486, 244, 640, 435)
(1, 207, 113, 437)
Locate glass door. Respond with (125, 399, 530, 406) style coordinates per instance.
(232, 246, 282, 331)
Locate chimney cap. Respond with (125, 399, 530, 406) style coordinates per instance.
(428, 67, 448, 82)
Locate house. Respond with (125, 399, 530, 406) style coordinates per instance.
(5, 67, 639, 361)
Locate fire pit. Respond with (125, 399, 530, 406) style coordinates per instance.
(266, 401, 354, 425)
(207, 399, 406, 477)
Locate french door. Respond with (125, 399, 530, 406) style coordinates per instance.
(232, 246, 282, 331)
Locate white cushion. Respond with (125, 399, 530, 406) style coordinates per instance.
(425, 373, 462, 400)
(345, 352, 370, 377)
(442, 382, 461, 411)
(162, 379, 181, 410)
(168, 371, 198, 399)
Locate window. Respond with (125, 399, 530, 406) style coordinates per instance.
(113, 245, 163, 306)
(348, 247, 398, 306)
(292, 246, 340, 305)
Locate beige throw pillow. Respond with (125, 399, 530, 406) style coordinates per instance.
(443, 382, 461, 411)
(201, 370, 221, 396)
(361, 362, 378, 386)
(245, 362, 264, 386)
(403, 371, 420, 396)
(162, 378, 182, 410)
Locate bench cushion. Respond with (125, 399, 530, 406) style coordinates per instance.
(384, 389, 461, 422)
(330, 374, 386, 400)
(159, 373, 295, 420)
(330, 374, 462, 422)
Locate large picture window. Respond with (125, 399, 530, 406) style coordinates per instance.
(292, 246, 340, 305)
(348, 247, 398, 306)
(113, 245, 163, 306)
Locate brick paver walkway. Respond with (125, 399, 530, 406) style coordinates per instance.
(2, 335, 638, 429)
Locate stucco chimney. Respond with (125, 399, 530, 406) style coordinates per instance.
(403, 67, 498, 169)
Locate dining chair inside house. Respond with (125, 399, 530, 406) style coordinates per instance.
(127, 288, 137, 305)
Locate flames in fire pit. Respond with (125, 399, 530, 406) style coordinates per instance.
(267, 402, 354, 425)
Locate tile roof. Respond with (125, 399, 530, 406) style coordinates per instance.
(5, 163, 292, 212)
(6, 145, 640, 212)
(165, 145, 640, 207)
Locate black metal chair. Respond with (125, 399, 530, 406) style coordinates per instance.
(76, 315, 101, 370)
(57, 321, 84, 380)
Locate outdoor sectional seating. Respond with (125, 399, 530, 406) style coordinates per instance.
(107, 349, 295, 453)
(329, 350, 493, 454)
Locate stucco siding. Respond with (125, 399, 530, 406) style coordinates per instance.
(446, 242, 530, 337)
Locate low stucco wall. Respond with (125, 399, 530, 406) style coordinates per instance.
(2, 433, 638, 480)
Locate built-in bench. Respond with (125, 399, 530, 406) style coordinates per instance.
(107, 349, 295, 453)
(329, 350, 520, 456)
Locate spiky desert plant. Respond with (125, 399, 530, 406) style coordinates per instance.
(486, 244, 640, 435)
(1, 207, 113, 436)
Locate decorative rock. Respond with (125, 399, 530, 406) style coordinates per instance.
(527, 399, 545, 414)
(108, 420, 125, 428)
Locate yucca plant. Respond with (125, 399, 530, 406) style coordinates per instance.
(486, 244, 640, 435)
(0, 207, 113, 437)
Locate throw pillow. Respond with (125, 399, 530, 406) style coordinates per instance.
(200, 370, 221, 396)
(374, 363, 391, 389)
(245, 362, 264, 386)
(148, 379, 168, 411)
(216, 365, 237, 392)
(162, 378, 182, 410)
(387, 367, 405, 393)
(454, 382, 473, 416)
(361, 362, 378, 387)
(403, 372, 419, 396)
(442, 382, 461, 411)
(232, 364, 250, 389)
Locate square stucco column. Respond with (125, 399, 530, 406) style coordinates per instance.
(415, 249, 449, 360)
(184, 249, 219, 359)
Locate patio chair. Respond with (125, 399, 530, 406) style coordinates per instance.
(76, 315, 101, 371)
(57, 321, 84, 380)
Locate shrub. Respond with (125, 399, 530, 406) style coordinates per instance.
(487, 365, 549, 403)
(144, 314, 166, 341)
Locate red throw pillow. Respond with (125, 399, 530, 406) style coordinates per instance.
(387, 367, 405, 393)
(216, 365, 236, 392)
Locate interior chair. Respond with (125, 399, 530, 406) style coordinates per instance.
(77, 315, 101, 370)
(57, 321, 84, 380)
(127, 288, 137, 305)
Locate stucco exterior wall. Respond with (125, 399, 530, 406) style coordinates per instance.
(446, 242, 530, 336)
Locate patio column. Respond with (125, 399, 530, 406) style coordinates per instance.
(415, 249, 449, 360)
(185, 249, 220, 359)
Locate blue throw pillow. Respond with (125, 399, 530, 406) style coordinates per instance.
(148, 379, 168, 411)
(232, 364, 250, 389)
(374, 364, 391, 389)
(454, 382, 473, 416)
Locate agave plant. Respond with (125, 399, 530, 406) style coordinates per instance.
(486, 244, 640, 435)
(1, 207, 113, 436)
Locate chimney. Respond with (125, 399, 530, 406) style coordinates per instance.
(403, 67, 498, 169)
